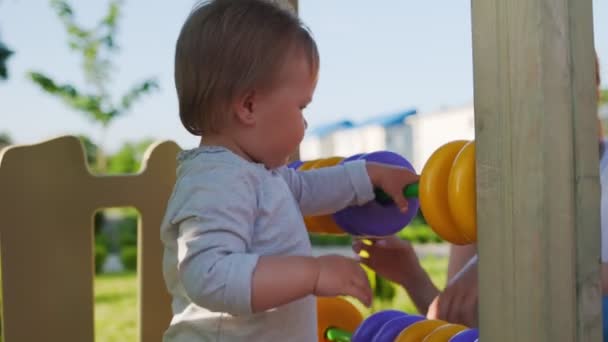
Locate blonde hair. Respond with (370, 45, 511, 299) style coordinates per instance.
(175, 0, 319, 136)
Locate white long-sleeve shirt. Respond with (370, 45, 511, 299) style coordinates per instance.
(160, 145, 374, 341)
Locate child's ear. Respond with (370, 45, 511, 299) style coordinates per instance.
(233, 90, 257, 126)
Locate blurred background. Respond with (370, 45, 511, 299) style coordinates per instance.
(1, 1, 606, 340)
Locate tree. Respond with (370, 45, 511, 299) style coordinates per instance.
(601, 89, 608, 106)
(106, 138, 154, 174)
(0, 39, 12, 80)
(0, 131, 12, 147)
(28, 0, 158, 173)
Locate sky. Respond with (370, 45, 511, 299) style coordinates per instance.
(1, 0, 607, 152)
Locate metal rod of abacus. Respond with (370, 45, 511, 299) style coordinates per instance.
(325, 327, 352, 342)
(374, 182, 419, 205)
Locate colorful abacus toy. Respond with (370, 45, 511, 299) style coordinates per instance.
(291, 140, 477, 245)
(317, 304, 479, 342)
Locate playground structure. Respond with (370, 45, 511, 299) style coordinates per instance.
(0, 0, 603, 341)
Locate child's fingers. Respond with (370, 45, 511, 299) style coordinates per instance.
(345, 284, 372, 307)
(405, 170, 421, 183)
(390, 191, 409, 213)
(348, 275, 372, 307)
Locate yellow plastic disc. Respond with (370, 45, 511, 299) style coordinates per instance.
(419, 140, 471, 244)
(298, 159, 320, 171)
(447, 140, 477, 243)
(317, 297, 363, 342)
(422, 323, 468, 342)
(301, 157, 346, 235)
(395, 319, 447, 342)
(311, 156, 345, 168)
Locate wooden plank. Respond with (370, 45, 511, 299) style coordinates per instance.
(471, 0, 602, 341)
(0, 136, 180, 342)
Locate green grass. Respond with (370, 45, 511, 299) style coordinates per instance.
(347, 255, 448, 317)
(92, 256, 447, 341)
(95, 272, 137, 342)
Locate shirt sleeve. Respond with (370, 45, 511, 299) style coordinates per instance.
(276, 159, 375, 216)
(170, 166, 259, 316)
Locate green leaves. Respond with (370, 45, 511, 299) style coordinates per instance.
(106, 138, 154, 174)
(28, 71, 109, 124)
(119, 79, 159, 113)
(49, 0, 123, 87)
(27, 0, 158, 147)
(0, 40, 13, 80)
(28, 71, 158, 126)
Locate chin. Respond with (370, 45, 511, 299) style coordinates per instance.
(267, 157, 289, 170)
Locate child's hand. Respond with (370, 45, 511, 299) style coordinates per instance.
(366, 162, 419, 212)
(313, 255, 372, 307)
(352, 236, 418, 286)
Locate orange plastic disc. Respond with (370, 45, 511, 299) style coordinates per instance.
(422, 323, 468, 342)
(419, 140, 471, 244)
(395, 319, 447, 342)
(299, 159, 325, 233)
(447, 140, 477, 243)
(317, 297, 363, 342)
(302, 157, 346, 235)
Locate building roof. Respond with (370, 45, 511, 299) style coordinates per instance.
(306, 108, 417, 137)
(307, 120, 354, 137)
(357, 108, 417, 127)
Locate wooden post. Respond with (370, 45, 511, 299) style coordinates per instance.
(472, 0, 602, 341)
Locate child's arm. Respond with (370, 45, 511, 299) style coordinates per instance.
(251, 254, 372, 312)
(174, 168, 370, 316)
(278, 160, 374, 216)
(278, 160, 418, 216)
(179, 216, 371, 314)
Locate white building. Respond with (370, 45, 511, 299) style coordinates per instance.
(406, 103, 475, 171)
(300, 109, 417, 161)
(300, 104, 475, 173)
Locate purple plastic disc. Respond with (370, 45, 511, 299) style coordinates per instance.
(371, 315, 425, 342)
(327, 153, 366, 234)
(343, 153, 365, 162)
(333, 151, 420, 236)
(449, 328, 479, 342)
(351, 310, 408, 342)
(288, 160, 303, 169)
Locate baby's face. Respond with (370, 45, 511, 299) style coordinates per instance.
(250, 50, 317, 168)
